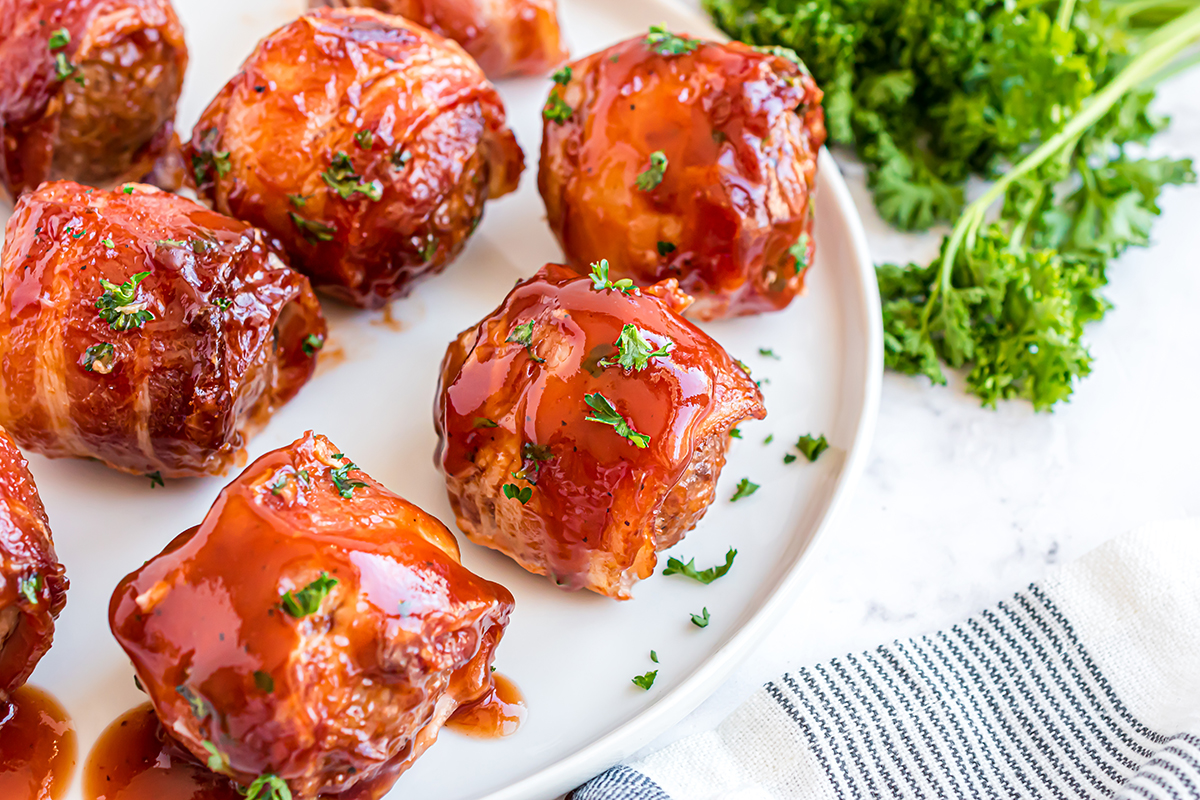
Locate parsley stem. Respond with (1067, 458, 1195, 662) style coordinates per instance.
(1055, 0, 1078, 30)
(924, 2, 1200, 331)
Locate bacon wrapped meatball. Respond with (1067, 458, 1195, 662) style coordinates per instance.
(0, 428, 67, 700)
(0, 0, 188, 199)
(435, 262, 766, 599)
(0, 181, 326, 479)
(538, 30, 826, 320)
(320, 0, 568, 78)
(110, 431, 515, 798)
(185, 8, 525, 309)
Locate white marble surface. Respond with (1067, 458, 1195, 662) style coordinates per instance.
(618, 3, 1200, 770)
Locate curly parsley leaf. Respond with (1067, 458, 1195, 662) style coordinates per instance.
(321, 152, 383, 201)
(329, 459, 366, 499)
(543, 91, 573, 123)
(690, 607, 711, 628)
(506, 320, 546, 363)
(83, 342, 115, 373)
(202, 740, 229, 773)
(303, 334, 324, 355)
(584, 392, 650, 448)
(599, 324, 672, 371)
(96, 272, 153, 331)
(795, 434, 829, 462)
(19, 573, 41, 605)
(253, 671, 275, 694)
(645, 25, 701, 56)
(289, 213, 335, 243)
(636, 151, 668, 191)
(631, 670, 658, 690)
(789, 233, 811, 275)
(191, 129, 231, 185)
(240, 774, 292, 800)
(730, 478, 759, 501)
(663, 548, 737, 583)
(552, 65, 572, 85)
(502, 483, 532, 504)
(280, 572, 338, 618)
(589, 259, 635, 294)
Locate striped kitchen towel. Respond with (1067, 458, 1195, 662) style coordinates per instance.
(571, 520, 1200, 799)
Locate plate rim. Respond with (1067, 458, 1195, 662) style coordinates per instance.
(481, 3, 884, 793)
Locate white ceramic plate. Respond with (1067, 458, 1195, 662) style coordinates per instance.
(17, 0, 882, 798)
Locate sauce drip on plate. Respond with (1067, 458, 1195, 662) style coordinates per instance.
(0, 685, 77, 800)
(447, 673, 526, 738)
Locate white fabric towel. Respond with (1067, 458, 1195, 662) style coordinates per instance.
(571, 520, 1200, 799)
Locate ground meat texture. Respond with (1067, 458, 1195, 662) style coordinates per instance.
(319, 0, 568, 78)
(0, 0, 187, 199)
(109, 432, 514, 799)
(538, 32, 826, 320)
(435, 263, 767, 599)
(184, 7, 525, 309)
(0, 427, 68, 701)
(0, 181, 326, 478)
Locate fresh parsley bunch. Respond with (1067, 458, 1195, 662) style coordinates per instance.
(708, 0, 1200, 409)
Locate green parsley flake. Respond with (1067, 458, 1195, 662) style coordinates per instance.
(589, 259, 635, 294)
(795, 433, 829, 462)
(506, 320, 545, 363)
(241, 774, 292, 800)
(290, 213, 335, 243)
(636, 151, 668, 191)
(662, 548, 737, 584)
(730, 427, 742, 439)
(502, 483, 532, 504)
(650, 650, 659, 663)
(82, 342, 115, 373)
(148, 471, 164, 488)
(190, 129, 231, 185)
(19, 574, 41, 605)
(758, 347, 781, 359)
(645, 25, 700, 56)
(783, 453, 798, 464)
(96, 272, 153, 331)
(213, 298, 232, 310)
(303, 334, 324, 355)
(789, 234, 811, 275)
(730, 478, 759, 501)
(270, 474, 289, 495)
(100, 237, 114, 248)
(48, 28, 70, 50)
(354, 129, 375, 149)
(632, 670, 658, 690)
(176, 684, 208, 719)
(391, 150, 412, 169)
(584, 392, 649, 448)
(201, 740, 229, 773)
(253, 670, 275, 694)
(657, 241, 676, 256)
(543, 91, 573, 124)
(53, 52, 78, 82)
(321, 152, 383, 201)
(473, 417, 499, 428)
(280, 572, 338, 618)
(552, 65, 572, 85)
(329, 459, 367, 499)
(599, 324, 672, 371)
(690, 607, 711, 628)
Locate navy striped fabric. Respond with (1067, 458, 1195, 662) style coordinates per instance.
(570, 584, 1200, 799)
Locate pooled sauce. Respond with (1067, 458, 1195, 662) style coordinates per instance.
(0, 685, 77, 800)
(82, 703, 237, 800)
(447, 673, 526, 738)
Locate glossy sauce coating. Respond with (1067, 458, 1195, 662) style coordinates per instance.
(538, 34, 826, 320)
(435, 263, 766, 598)
(0, 685, 76, 800)
(109, 432, 515, 799)
(0, 0, 188, 199)
(445, 672, 525, 738)
(186, 8, 525, 309)
(0, 427, 67, 699)
(322, 0, 568, 77)
(0, 181, 326, 478)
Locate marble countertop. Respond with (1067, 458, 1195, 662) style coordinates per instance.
(626, 3, 1200, 766)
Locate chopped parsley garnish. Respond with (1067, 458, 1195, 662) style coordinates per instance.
(645, 25, 700, 56)
(783, 453, 798, 464)
(657, 241, 676, 256)
(270, 475, 288, 495)
(329, 459, 367, 499)
(288, 193, 306, 208)
(53, 52, 79, 82)
(690, 607, 711, 628)
(650, 650, 659, 663)
(19, 574, 41, 605)
(730, 427, 742, 439)
(213, 298, 232, 310)
(421, 236, 438, 262)
(176, 685, 208, 719)
(506, 320, 545, 363)
(122, 186, 134, 194)
(502, 483, 532, 504)
(789, 234, 811, 275)
(473, 417, 499, 428)
(663, 548, 737, 584)
(543, 91, 573, 124)
(82, 342, 115, 373)
(241, 774, 292, 800)
(391, 150, 412, 169)
(280, 572, 338, 618)
(795, 433, 829, 462)
(758, 348, 780, 359)
(552, 65, 572, 85)
(303, 334, 324, 355)
(631, 670, 658, 690)
(190, 129, 231, 185)
(635, 151, 668, 191)
(584, 392, 649, 448)
(321, 152, 383, 201)
(589, 259, 635, 294)
(599, 324, 671, 371)
(201, 740, 229, 773)
(290, 213, 335, 243)
(155, 239, 188, 248)
(96, 271, 154, 330)
(48, 28, 70, 50)
(354, 129, 374, 149)
(764, 434, 774, 445)
(730, 478, 759, 501)
(100, 237, 114, 248)
(735, 359, 751, 376)
(148, 471, 164, 488)
(253, 670, 275, 694)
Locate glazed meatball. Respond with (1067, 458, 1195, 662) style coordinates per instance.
(538, 29, 826, 320)
(320, 0, 568, 78)
(185, 8, 525, 309)
(0, 181, 326, 478)
(110, 431, 515, 799)
(435, 262, 766, 599)
(0, 0, 188, 199)
(0, 427, 67, 701)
